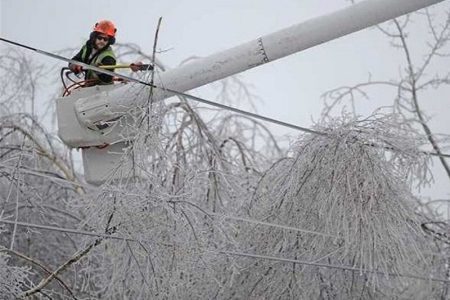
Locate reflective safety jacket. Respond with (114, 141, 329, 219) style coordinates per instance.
(70, 41, 116, 84)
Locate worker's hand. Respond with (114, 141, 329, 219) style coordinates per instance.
(130, 62, 143, 72)
(70, 64, 83, 74)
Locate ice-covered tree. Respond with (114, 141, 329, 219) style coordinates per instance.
(0, 3, 449, 299)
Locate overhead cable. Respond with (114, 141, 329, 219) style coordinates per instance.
(1, 219, 448, 284)
(0, 220, 450, 283)
(217, 250, 450, 284)
(0, 37, 448, 158)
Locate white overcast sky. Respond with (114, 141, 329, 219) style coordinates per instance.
(1, 0, 449, 201)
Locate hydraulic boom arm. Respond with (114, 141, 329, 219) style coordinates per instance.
(74, 0, 444, 131)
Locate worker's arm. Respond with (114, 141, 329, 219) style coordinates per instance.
(69, 48, 84, 73)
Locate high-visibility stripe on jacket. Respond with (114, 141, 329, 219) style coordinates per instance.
(80, 45, 116, 83)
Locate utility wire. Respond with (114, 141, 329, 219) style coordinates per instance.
(0, 37, 449, 158)
(0, 219, 141, 243)
(216, 250, 450, 284)
(161, 90, 450, 158)
(1, 219, 448, 284)
(202, 212, 338, 238)
(168, 200, 338, 238)
(168, 89, 324, 136)
(0, 209, 336, 241)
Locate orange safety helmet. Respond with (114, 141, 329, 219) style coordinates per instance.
(93, 20, 117, 38)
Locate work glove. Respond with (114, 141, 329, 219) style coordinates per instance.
(70, 64, 83, 74)
(130, 62, 143, 72)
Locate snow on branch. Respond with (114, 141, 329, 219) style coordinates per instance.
(235, 114, 435, 298)
(0, 251, 31, 299)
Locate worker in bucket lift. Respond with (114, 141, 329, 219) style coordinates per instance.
(69, 20, 141, 85)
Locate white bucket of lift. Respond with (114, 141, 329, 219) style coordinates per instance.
(82, 141, 140, 185)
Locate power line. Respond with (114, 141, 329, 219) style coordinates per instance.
(1, 219, 447, 284)
(164, 87, 325, 136)
(1, 37, 449, 158)
(167, 200, 338, 238)
(1, 37, 322, 135)
(155, 89, 450, 158)
(216, 213, 336, 238)
(0, 219, 140, 243)
(199, 211, 337, 238)
(0, 208, 336, 242)
(216, 250, 450, 284)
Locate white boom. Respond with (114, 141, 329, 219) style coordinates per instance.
(73, 0, 444, 129)
(56, 0, 445, 184)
